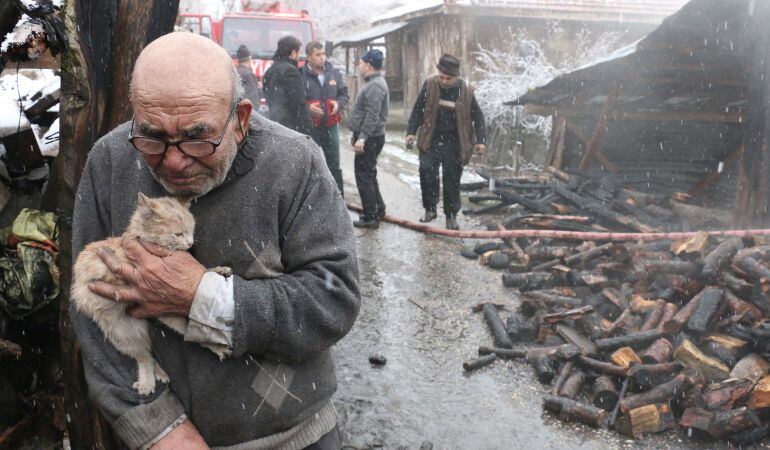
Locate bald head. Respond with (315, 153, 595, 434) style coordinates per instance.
(132, 32, 237, 109)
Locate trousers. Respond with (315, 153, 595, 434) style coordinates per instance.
(311, 124, 343, 196)
(419, 133, 463, 216)
(354, 134, 386, 220)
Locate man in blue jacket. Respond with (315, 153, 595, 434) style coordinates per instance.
(301, 41, 349, 196)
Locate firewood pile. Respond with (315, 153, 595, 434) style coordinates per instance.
(461, 171, 770, 444)
(461, 167, 732, 232)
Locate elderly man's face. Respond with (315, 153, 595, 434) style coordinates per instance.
(437, 72, 458, 88)
(132, 95, 242, 197)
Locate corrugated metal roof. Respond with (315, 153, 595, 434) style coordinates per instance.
(372, 0, 689, 25)
(335, 22, 410, 46)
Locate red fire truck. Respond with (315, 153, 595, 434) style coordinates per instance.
(179, 1, 317, 79)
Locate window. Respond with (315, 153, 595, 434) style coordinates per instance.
(221, 18, 313, 59)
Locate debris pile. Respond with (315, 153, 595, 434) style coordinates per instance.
(462, 170, 770, 443)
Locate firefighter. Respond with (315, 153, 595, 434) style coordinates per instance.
(406, 54, 486, 230)
(301, 40, 349, 196)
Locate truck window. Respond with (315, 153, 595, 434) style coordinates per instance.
(181, 16, 200, 34)
(201, 16, 212, 39)
(221, 18, 313, 59)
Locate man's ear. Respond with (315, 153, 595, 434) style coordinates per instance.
(236, 100, 252, 143)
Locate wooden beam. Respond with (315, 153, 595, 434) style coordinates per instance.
(565, 120, 618, 173)
(524, 104, 747, 124)
(548, 116, 566, 169)
(579, 88, 619, 171)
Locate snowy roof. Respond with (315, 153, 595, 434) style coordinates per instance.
(372, 0, 688, 26)
(335, 21, 409, 46)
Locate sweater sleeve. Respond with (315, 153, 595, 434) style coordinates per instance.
(70, 143, 187, 450)
(357, 84, 387, 141)
(231, 140, 361, 361)
(285, 67, 313, 135)
(407, 81, 428, 136)
(471, 93, 487, 145)
(335, 69, 350, 112)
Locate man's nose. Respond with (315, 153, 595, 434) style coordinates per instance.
(163, 144, 193, 172)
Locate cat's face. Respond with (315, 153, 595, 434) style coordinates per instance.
(131, 194, 195, 251)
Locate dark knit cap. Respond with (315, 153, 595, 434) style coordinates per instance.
(236, 45, 251, 61)
(361, 49, 384, 69)
(436, 53, 460, 76)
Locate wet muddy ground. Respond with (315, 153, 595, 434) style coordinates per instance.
(329, 133, 744, 449)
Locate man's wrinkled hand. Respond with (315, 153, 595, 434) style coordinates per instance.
(88, 235, 206, 319)
(329, 100, 339, 115)
(474, 144, 486, 155)
(353, 139, 365, 154)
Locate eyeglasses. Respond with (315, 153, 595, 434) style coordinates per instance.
(128, 102, 238, 158)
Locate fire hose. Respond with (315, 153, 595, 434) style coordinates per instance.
(346, 202, 770, 242)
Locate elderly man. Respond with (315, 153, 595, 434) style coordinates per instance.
(406, 54, 486, 230)
(71, 32, 359, 449)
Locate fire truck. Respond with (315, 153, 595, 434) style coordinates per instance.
(179, 1, 317, 80)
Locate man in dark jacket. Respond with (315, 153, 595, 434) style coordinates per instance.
(406, 54, 486, 230)
(301, 41, 349, 196)
(348, 49, 389, 228)
(235, 44, 263, 112)
(262, 35, 312, 134)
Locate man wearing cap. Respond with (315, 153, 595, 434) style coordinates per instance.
(302, 40, 349, 196)
(348, 49, 389, 228)
(235, 44, 263, 113)
(406, 54, 486, 230)
(263, 35, 313, 135)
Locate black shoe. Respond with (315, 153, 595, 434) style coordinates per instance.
(446, 216, 460, 230)
(419, 209, 438, 222)
(377, 208, 386, 220)
(353, 217, 380, 229)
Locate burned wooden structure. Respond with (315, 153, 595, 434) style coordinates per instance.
(513, 0, 770, 226)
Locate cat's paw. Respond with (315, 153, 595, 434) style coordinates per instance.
(210, 266, 233, 278)
(133, 378, 156, 395)
(155, 365, 169, 383)
(204, 343, 232, 361)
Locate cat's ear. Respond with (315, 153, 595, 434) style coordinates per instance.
(137, 192, 151, 206)
(176, 196, 194, 208)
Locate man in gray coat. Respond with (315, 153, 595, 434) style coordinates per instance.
(71, 32, 359, 449)
(347, 49, 389, 228)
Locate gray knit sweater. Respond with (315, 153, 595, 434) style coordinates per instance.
(71, 115, 360, 449)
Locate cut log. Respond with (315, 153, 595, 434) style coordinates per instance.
(530, 354, 557, 385)
(603, 288, 630, 311)
(611, 347, 642, 369)
(656, 303, 679, 332)
(576, 313, 607, 341)
(505, 313, 538, 342)
(701, 334, 749, 367)
(560, 370, 586, 400)
(679, 407, 714, 436)
(542, 306, 595, 324)
(729, 426, 770, 446)
(640, 338, 674, 365)
(502, 272, 557, 291)
(724, 271, 754, 298)
(748, 376, 770, 409)
(702, 238, 744, 282)
(552, 360, 574, 395)
(482, 304, 514, 349)
(735, 256, 770, 283)
(723, 291, 764, 323)
(686, 288, 723, 333)
(593, 375, 619, 411)
(553, 184, 656, 233)
(595, 330, 665, 352)
(607, 310, 641, 336)
(620, 373, 687, 413)
(708, 407, 761, 438)
(627, 362, 683, 391)
(477, 346, 526, 359)
(463, 353, 497, 372)
(695, 378, 754, 411)
(642, 260, 700, 276)
(576, 356, 628, 378)
(521, 291, 582, 310)
(663, 286, 721, 334)
(542, 395, 608, 428)
(526, 245, 572, 262)
(555, 324, 597, 356)
(617, 404, 677, 437)
(729, 353, 770, 384)
(674, 339, 730, 382)
(564, 243, 614, 267)
(640, 300, 666, 331)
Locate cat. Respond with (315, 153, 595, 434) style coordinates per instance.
(72, 193, 231, 395)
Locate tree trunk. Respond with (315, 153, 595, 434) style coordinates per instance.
(47, 1, 179, 448)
